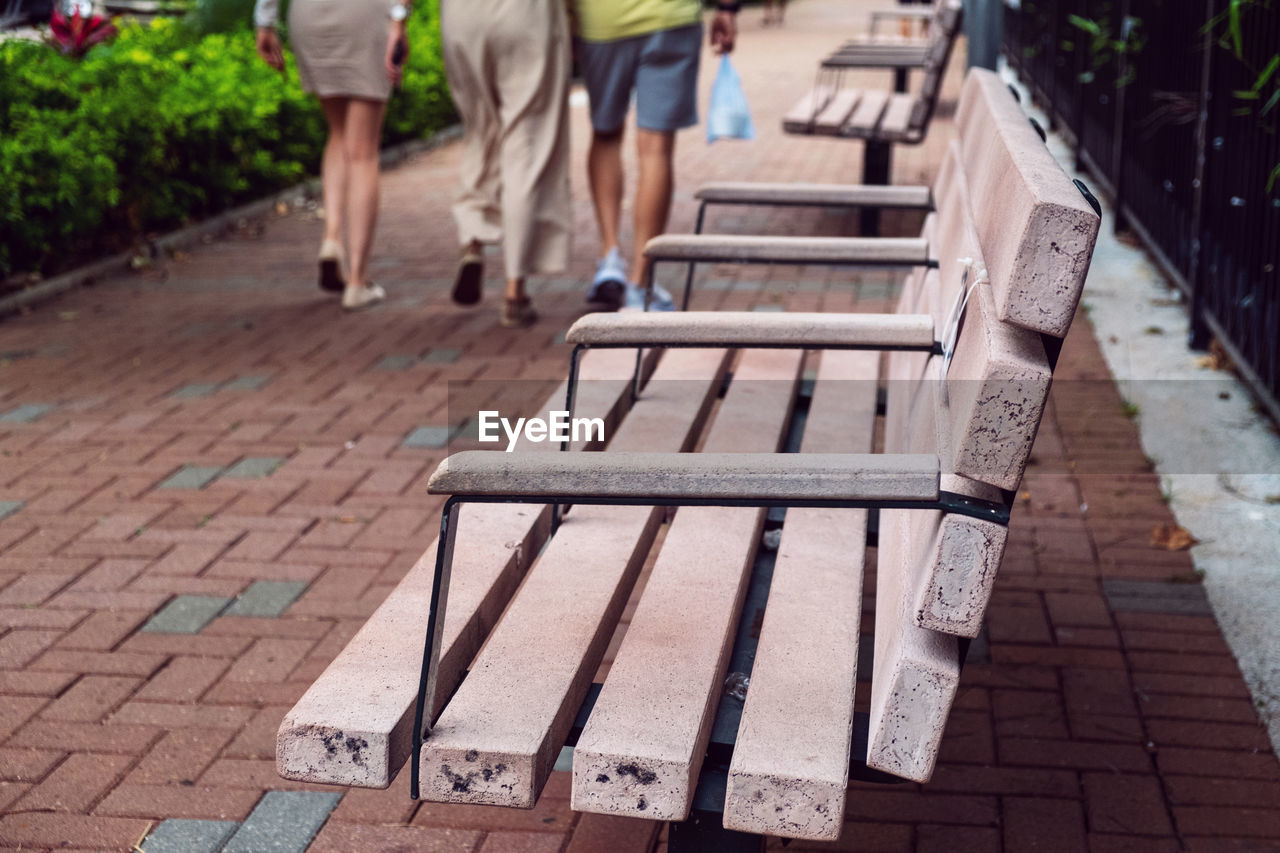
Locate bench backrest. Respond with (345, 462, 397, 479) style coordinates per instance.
(866, 68, 1100, 782)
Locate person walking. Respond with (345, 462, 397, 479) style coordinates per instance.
(575, 0, 738, 311)
(253, 0, 408, 311)
(440, 0, 573, 328)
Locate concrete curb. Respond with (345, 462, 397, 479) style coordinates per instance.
(0, 124, 462, 321)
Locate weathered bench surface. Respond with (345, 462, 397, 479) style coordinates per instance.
(277, 68, 1100, 845)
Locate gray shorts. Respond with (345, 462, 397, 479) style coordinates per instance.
(576, 24, 702, 133)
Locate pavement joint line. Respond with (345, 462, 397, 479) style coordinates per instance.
(141, 819, 238, 853)
(0, 500, 23, 522)
(221, 457, 285, 480)
(0, 403, 52, 423)
(221, 790, 343, 853)
(225, 580, 309, 618)
(141, 595, 233, 634)
(158, 465, 225, 490)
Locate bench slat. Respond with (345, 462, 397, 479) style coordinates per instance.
(276, 348, 646, 788)
(782, 87, 835, 134)
(813, 89, 863, 136)
(695, 182, 932, 209)
(572, 348, 805, 820)
(822, 46, 930, 68)
(878, 93, 919, 140)
(417, 348, 732, 807)
(566, 311, 934, 350)
(428, 451, 939, 504)
(841, 89, 890, 137)
(642, 234, 929, 266)
(724, 348, 879, 840)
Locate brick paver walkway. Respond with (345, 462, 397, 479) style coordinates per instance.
(2, 1, 1279, 851)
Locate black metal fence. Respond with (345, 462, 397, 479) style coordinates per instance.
(1004, 0, 1280, 421)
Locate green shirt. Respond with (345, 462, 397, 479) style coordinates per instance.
(575, 0, 701, 43)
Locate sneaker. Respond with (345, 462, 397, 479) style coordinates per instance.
(585, 247, 628, 310)
(624, 281, 677, 312)
(342, 283, 386, 311)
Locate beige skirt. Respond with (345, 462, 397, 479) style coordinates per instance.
(288, 0, 392, 101)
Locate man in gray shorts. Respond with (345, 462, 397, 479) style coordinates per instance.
(574, 0, 739, 310)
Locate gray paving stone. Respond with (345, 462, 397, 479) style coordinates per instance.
(158, 465, 224, 490)
(223, 374, 271, 391)
(222, 791, 342, 853)
(1102, 578, 1213, 615)
(423, 347, 462, 364)
(142, 595, 231, 634)
(221, 457, 284, 479)
(226, 581, 308, 618)
(171, 383, 219, 399)
(141, 819, 238, 853)
(403, 425, 456, 448)
(375, 354, 418, 371)
(552, 331, 569, 345)
(0, 403, 52, 423)
(752, 304, 785, 312)
(0, 500, 22, 522)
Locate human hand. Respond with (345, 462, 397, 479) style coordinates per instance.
(385, 23, 408, 86)
(710, 10, 737, 54)
(255, 27, 284, 71)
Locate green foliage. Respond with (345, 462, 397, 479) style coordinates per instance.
(0, 2, 454, 278)
(1066, 11, 1145, 86)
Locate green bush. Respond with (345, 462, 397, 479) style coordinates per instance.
(0, 2, 455, 278)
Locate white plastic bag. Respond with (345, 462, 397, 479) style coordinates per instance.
(706, 55, 755, 143)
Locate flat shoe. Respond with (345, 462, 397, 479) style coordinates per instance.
(452, 250, 484, 305)
(499, 297, 538, 328)
(318, 239, 346, 293)
(343, 283, 386, 311)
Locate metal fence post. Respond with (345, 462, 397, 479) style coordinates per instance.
(1186, 0, 1216, 351)
(965, 0, 1003, 70)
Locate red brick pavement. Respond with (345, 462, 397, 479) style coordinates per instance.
(2, 0, 1278, 850)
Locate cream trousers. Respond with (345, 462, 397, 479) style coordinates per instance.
(441, 0, 572, 278)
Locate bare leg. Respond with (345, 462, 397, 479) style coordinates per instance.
(588, 128, 626, 260)
(632, 128, 675, 288)
(319, 98, 349, 248)
(344, 98, 388, 291)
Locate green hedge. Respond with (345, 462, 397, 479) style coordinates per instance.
(0, 3, 455, 278)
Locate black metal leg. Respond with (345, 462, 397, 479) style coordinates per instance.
(410, 496, 462, 800)
(861, 141, 893, 235)
(894, 66, 908, 93)
(683, 202, 706, 312)
(554, 344, 589, 533)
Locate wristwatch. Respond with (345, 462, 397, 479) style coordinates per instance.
(390, 3, 409, 22)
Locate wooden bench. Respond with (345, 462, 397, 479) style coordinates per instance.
(783, 0, 962, 234)
(276, 69, 1101, 849)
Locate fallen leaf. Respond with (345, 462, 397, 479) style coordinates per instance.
(275, 201, 289, 216)
(1150, 522, 1198, 551)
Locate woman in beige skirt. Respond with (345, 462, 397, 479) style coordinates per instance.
(254, 0, 409, 310)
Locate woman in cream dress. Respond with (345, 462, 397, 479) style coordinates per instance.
(253, 0, 409, 310)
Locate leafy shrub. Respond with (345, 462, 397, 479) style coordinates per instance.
(0, 1, 455, 278)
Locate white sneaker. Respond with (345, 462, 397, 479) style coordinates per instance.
(624, 282, 677, 312)
(586, 247, 628, 309)
(342, 284, 386, 311)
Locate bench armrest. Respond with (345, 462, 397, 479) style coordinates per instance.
(642, 234, 930, 266)
(565, 311, 935, 350)
(695, 181, 932, 210)
(428, 450, 940, 503)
